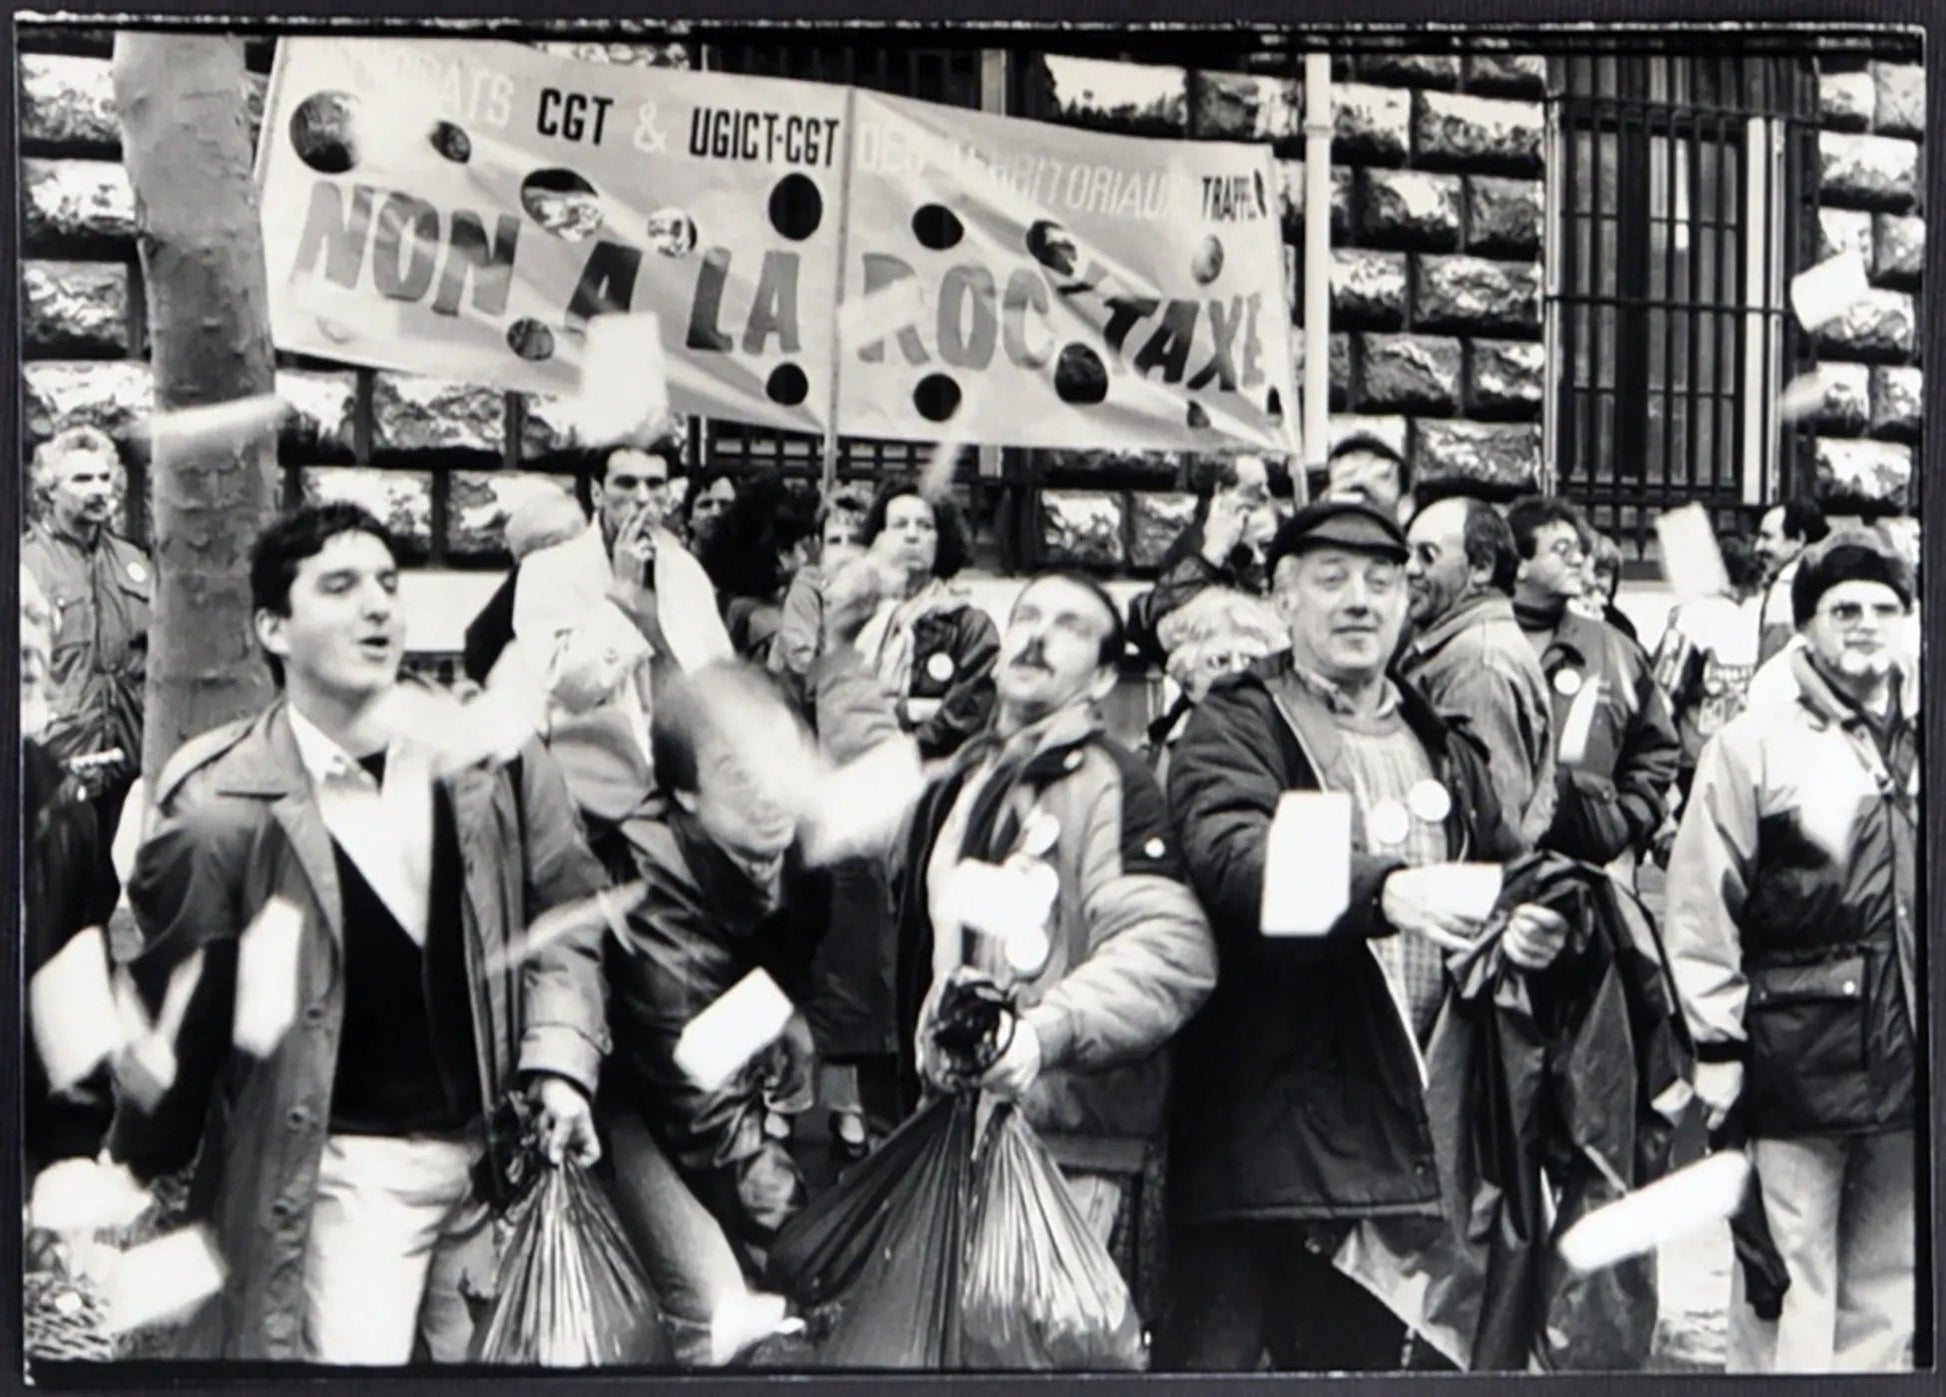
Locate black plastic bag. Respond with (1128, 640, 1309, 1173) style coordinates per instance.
(769, 1093, 958, 1306)
(472, 1158, 670, 1366)
(962, 1105, 1144, 1371)
(816, 1094, 977, 1368)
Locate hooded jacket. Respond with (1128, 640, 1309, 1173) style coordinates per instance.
(1164, 653, 1522, 1224)
(1400, 591, 1557, 848)
(1663, 649, 1918, 1139)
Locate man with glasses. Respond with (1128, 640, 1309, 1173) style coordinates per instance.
(1507, 497, 1679, 873)
(1664, 530, 1919, 1373)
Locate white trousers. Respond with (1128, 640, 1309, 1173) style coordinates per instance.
(301, 1134, 494, 1366)
(1728, 1129, 1915, 1374)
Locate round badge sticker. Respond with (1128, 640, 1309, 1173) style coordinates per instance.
(1367, 800, 1411, 848)
(1019, 810, 1061, 858)
(1408, 780, 1452, 824)
(926, 653, 956, 683)
(126, 560, 147, 583)
(1553, 669, 1584, 698)
(1006, 922, 1051, 975)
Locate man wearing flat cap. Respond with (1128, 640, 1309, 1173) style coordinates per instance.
(1157, 500, 1571, 1372)
(1665, 528, 1920, 1373)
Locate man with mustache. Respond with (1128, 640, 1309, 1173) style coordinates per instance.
(1664, 530, 1919, 1374)
(1158, 500, 1568, 1372)
(22, 426, 152, 867)
(815, 564, 1216, 1261)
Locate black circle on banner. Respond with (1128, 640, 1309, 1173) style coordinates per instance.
(1187, 402, 1212, 429)
(430, 122, 472, 164)
(1026, 219, 1079, 276)
(521, 169, 604, 240)
(1054, 344, 1109, 406)
(914, 374, 963, 423)
(769, 174, 824, 240)
(506, 319, 556, 361)
(767, 363, 810, 407)
(1192, 234, 1226, 285)
(290, 91, 359, 174)
(647, 208, 699, 258)
(912, 204, 965, 251)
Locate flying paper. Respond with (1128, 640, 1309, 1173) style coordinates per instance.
(708, 1289, 803, 1367)
(99, 1224, 227, 1336)
(674, 970, 796, 1091)
(798, 737, 928, 866)
(1557, 1151, 1751, 1272)
(567, 312, 671, 448)
(484, 882, 648, 977)
(1261, 791, 1352, 935)
(30, 925, 122, 1093)
(835, 277, 927, 356)
(232, 897, 306, 1058)
(112, 952, 204, 1114)
(918, 431, 968, 505)
(146, 394, 287, 457)
(1556, 677, 1605, 768)
(1654, 504, 1731, 603)
(1776, 370, 1830, 423)
(30, 1156, 152, 1235)
(935, 858, 1060, 950)
(1788, 250, 1872, 333)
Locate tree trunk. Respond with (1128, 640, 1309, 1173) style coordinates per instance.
(113, 34, 279, 789)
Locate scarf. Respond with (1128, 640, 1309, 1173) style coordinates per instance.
(858, 576, 953, 699)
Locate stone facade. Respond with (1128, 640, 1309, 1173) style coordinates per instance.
(1807, 53, 1924, 511)
(18, 33, 1922, 574)
(15, 30, 690, 563)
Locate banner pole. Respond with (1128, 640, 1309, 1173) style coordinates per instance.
(821, 86, 859, 498)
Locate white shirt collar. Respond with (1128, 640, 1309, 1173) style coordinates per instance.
(285, 702, 380, 789)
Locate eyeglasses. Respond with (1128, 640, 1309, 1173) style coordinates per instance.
(1819, 600, 1905, 626)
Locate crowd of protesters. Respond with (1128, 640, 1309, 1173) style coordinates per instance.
(21, 421, 1921, 1375)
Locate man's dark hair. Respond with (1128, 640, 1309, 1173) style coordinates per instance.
(249, 501, 399, 686)
(1505, 495, 1589, 561)
(858, 476, 974, 580)
(697, 469, 818, 601)
(1719, 529, 1767, 594)
(649, 660, 801, 796)
(1779, 497, 1830, 547)
(1459, 498, 1520, 596)
(1327, 433, 1413, 497)
(1014, 569, 1127, 668)
(575, 440, 682, 513)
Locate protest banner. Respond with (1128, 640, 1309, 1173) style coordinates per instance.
(836, 88, 1300, 454)
(257, 40, 1299, 455)
(257, 38, 848, 432)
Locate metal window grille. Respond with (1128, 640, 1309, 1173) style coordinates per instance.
(1545, 53, 1820, 566)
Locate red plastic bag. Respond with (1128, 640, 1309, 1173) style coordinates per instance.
(961, 1105, 1144, 1371)
(472, 1158, 670, 1366)
(815, 1094, 977, 1368)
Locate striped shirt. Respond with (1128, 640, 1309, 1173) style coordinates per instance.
(1287, 664, 1452, 1044)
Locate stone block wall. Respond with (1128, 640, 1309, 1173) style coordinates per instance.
(1806, 53, 1924, 512)
(1031, 49, 1548, 570)
(16, 28, 683, 565)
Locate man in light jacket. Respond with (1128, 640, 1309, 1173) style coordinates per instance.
(815, 564, 1217, 1248)
(106, 503, 608, 1363)
(1665, 531, 1918, 1373)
